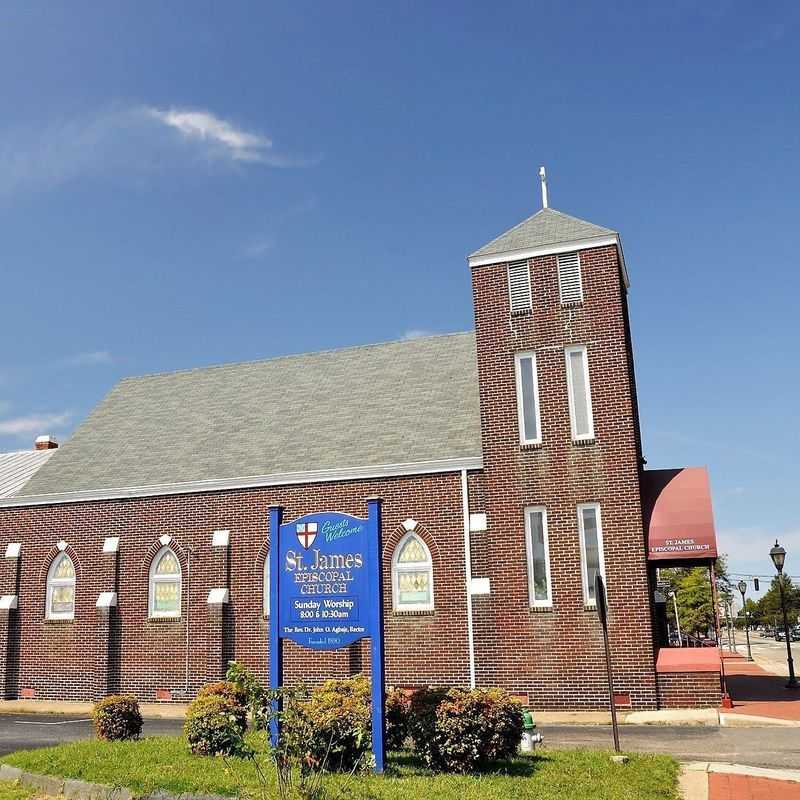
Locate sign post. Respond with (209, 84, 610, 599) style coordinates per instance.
(269, 499, 386, 773)
(595, 574, 620, 753)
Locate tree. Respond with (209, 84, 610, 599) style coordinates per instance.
(754, 576, 800, 629)
(658, 558, 729, 639)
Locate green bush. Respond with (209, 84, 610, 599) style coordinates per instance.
(422, 688, 524, 772)
(297, 674, 373, 773)
(92, 695, 143, 741)
(408, 686, 451, 755)
(184, 694, 247, 756)
(197, 680, 248, 707)
(385, 687, 411, 750)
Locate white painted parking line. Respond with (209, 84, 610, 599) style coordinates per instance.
(12, 719, 90, 726)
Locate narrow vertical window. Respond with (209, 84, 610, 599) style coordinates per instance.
(557, 252, 583, 304)
(149, 547, 181, 618)
(507, 260, 532, 314)
(514, 352, 542, 445)
(46, 553, 75, 620)
(392, 533, 434, 611)
(565, 345, 594, 441)
(525, 507, 552, 607)
(578, 503, 605, 605)
(263, 555, 270, 617)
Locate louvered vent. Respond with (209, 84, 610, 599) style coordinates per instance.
(508, 260, 532, 314)
(557, 252, 583, 304)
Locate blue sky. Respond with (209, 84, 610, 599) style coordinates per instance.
(0, 2, 797, 590)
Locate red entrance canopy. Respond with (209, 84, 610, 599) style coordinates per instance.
(642, 467, 718, 562)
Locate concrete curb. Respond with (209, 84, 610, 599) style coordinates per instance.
(683, 761, 800, 784)
(719, 712, 800, 728)
(0, 764, 229, 800)
(0, 700, 189, 720)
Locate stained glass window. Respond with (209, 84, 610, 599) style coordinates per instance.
(47, 553, 75, 619)
(392, 533, 433, 611)
(149, 547, 181, 618)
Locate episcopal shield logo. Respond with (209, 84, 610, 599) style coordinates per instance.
(296, 522, 318, 549)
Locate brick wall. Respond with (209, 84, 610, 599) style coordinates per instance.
(470, 245, 659, 710)
(0, 472, 472, 701)
(656, 672, 722, 708)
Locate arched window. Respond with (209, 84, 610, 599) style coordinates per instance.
(263, 554, 270, 617)
(392, 533, 434, 612)
(149, 547, 181, 618)
(46, 553, 75, 620)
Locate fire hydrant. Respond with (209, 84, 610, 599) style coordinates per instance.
(520, 709, 543, 752)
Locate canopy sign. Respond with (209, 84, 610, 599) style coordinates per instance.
(268, 500, 386, 772)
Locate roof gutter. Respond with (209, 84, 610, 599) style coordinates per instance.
(467, 233, 630, 289)
(0, 456, 484, 509)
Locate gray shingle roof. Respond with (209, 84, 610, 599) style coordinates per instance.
(470, 207, 616, 260)
(0, 450, 56, 498)
(17, 332, 481, 499)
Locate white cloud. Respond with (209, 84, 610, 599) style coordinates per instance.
(0, 105, 316, 194)
(146, 108, 274, 163)
(242, 237, 275, 260)
(60, 351, 113, 367)
(0, 411, 71, 437)
(717, 525, 800, 585)
(401, 329, 436, 341)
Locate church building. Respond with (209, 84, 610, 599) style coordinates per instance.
(0, 174, 721, 710)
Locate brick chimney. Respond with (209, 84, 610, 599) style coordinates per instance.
(34, 435, 58, 451)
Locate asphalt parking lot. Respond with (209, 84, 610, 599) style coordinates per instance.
(0, 714, 183, 757)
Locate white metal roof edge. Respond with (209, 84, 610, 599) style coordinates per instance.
(0, 456, 484, 508)
(467, 234, 630, 288)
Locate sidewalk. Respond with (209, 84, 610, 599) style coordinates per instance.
(682, 763, 800, 800)
(723, 652, 800, 722)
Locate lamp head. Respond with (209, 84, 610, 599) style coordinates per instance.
(737, 579, 747, 595)
(770, 540, 786, 573)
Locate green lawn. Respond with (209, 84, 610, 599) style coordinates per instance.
(0, 782, 31, 800)
(2, 736, 679, 800)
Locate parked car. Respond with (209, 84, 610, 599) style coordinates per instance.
(791, 628, 800, 642)
(776, 629, 787, 642)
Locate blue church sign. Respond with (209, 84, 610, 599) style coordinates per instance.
(269, 499, 386, 773)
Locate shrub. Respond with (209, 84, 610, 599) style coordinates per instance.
(298, 674, 372, 773)
(422, 688, 524, 772)
(408, 686, 450, 756)
(184, 694, 247, 756)
(91, 695, 143, 741)
(198, 680, 248, 708)
(385, 687, 411, 751)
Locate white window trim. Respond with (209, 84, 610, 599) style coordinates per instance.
(577, 503, 606, 607)
(391, 532, 434, 612)
(565, 345, 595, 441)
(263, 554, 270, 618)
(148, 546, 182, 619)
(46, 552, 75, 620)
(524, 506, 552, 608)
(514, 351, 543, 446)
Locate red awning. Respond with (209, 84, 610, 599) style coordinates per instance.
(642, 467, 718, 562)
(656, 647, 721, 674)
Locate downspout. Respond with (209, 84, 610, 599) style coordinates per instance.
(184, 546, 193, 695)
(460, 469, 476, 689)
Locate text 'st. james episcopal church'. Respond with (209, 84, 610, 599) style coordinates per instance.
(0, 187, 722, 710)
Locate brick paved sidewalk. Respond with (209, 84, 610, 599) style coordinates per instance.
(723, 653, 800, 721)
(709, 772, 800, 799)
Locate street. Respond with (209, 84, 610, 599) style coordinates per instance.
(728, 632, 797, 678)
(0, 714, 797, 770)
(543, 724, 800, 770)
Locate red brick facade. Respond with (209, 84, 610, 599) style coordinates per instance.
(470, 245, 657, 710)
(0, 238, 704, 711)
(656, 672, 722, 709)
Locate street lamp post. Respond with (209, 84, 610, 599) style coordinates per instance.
(769, 540, 798, 689)
(737, 579, 753, 661)
(669, 590, 682, 647)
